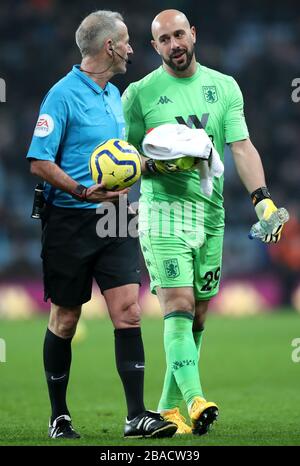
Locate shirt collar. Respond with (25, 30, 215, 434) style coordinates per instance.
(160, 63, 201, 82)
(72, 65, 110, 95)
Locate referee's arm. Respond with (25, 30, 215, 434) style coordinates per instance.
(30, 159, 128, 202)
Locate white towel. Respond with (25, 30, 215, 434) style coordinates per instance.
(142, 123, 224, 197)
(142, 123, 212, 159)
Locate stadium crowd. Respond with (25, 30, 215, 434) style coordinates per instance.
(0, 0, 299, 303)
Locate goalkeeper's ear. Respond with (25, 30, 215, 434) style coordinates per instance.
(151, 39, 160, 55)
(190, 25, 197, 44)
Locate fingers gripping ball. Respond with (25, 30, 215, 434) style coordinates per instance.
(90, 139, 141, 190)
(174, 156, 197, 171)
(155, 156, 197, 173)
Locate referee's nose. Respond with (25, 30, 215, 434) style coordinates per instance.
(127, 43, 133, 55)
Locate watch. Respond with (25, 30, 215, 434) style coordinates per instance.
(71, 184, 88, 202)
(145, 158, 159, 174)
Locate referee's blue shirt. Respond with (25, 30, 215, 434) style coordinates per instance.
(27, 65, 125, 208)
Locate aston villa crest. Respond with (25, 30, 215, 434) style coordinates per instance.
(164, 258, 180, 279)
(203, 86, 218, 103)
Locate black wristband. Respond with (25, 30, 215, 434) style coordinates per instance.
(71, 184, 88, 202)
(145, 158, 159, 174)
(251, 186, 271, 206)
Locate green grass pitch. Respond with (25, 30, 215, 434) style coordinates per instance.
(0, 312, 299, 446)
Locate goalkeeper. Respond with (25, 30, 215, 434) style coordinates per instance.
(122, 9, 287, 435)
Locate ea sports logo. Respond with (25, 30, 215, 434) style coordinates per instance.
(34, 114, 54, 138)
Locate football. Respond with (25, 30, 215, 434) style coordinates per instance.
(90, 138, 141, 190)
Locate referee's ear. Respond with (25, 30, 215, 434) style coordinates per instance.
(105, 39, 114, 58)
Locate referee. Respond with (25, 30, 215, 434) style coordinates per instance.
(27, 10, 176, 440)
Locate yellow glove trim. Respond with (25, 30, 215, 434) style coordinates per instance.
(255, 198, 277, 221)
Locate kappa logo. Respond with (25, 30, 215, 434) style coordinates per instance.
(34, 113, 54, 138)
(157, 96, 173, 104)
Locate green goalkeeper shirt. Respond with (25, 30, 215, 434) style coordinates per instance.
(122, 64, 249, 236)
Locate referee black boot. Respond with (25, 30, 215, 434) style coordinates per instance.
(48, 414, 81, 439)
(124, 410, 177, 438)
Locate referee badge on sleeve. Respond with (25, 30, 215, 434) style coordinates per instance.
(34, 113, 54, 138)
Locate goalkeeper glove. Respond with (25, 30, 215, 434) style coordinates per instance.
(251, 187, 283, 243)
(145, 158, 181, 174)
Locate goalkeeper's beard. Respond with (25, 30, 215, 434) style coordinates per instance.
(163, 46, 195, 72)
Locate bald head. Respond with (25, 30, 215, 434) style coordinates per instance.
(151, 9, 196, 76)
(151, 9, 190, 40)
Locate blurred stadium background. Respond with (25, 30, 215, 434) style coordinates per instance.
(0, 0, 299, 318)
(0, 0, 300, 446)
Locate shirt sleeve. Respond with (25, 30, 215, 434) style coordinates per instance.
(224, 78, 249, 144)
(122, 83, 146, 153)
(26, 89, 68, 162)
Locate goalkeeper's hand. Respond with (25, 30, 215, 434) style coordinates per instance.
(253, 192, 283, 243)
(152, 160, 179, 173)
(144, 158, 182, 174)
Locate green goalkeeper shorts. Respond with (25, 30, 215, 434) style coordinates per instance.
(139, 230, 223, 300)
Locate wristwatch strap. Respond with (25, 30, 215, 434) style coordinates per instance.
(145, 158, 158, 174)
(71, 184, 88, 202)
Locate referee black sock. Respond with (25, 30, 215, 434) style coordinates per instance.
(43, 328, 72, 423)
(114, 327, 146, 420)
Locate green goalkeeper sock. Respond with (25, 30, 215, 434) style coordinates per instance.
(193, 329, 204, 356)
(158, 363, 181, 411)
(158, 312, 203, 410)
(158, 326, 204, 411)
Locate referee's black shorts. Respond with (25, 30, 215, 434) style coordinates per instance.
(41, 204, 141, 307)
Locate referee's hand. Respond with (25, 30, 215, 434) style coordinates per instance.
(85, 183, 129, 203)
